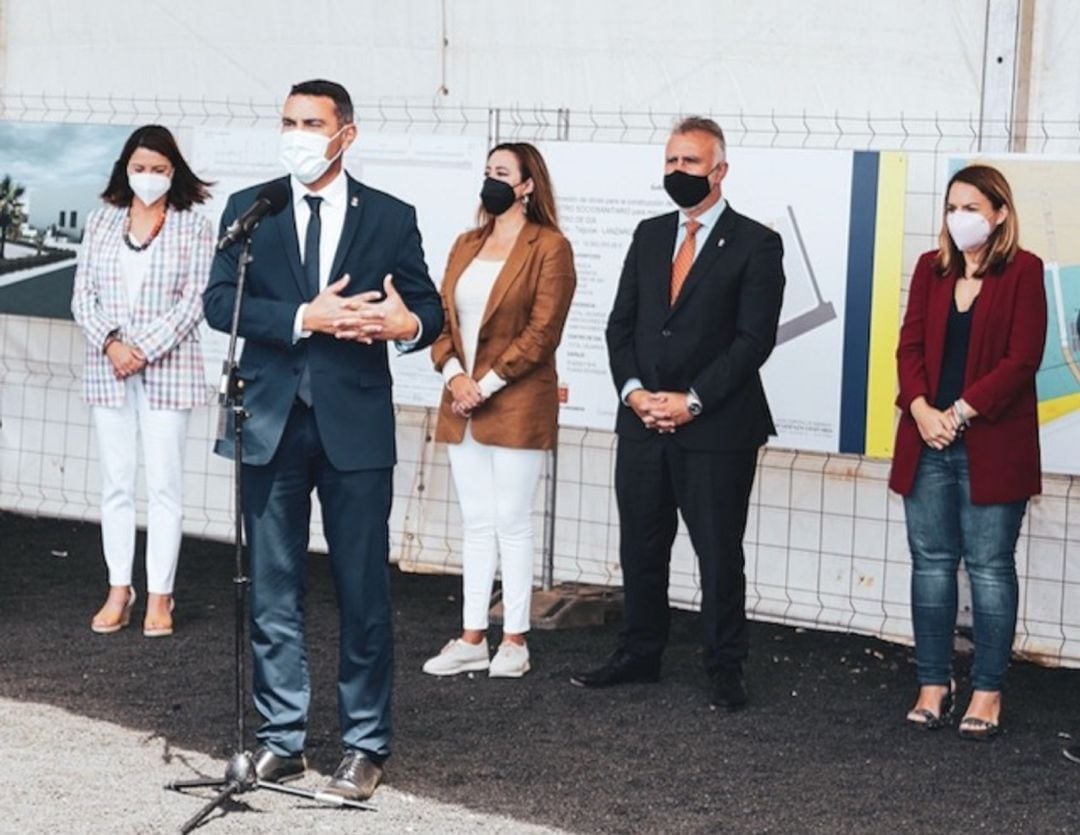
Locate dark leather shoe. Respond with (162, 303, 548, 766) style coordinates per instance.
(709, 668, 748, 711)
(569, 650, 660, 688)
(322, 751, 383, 801)
(252, 745, 306, 783)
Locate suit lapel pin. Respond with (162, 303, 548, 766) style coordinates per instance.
(350, 195, 359, 208)
(717, 237, 726, 248)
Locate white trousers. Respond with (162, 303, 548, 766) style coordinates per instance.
(91, 375, 190, 594)
(447, 428, 545, 635)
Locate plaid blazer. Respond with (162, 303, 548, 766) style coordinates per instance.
(71, 205, 214, 410)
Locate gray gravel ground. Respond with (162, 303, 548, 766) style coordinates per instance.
(0, 698, 567, 835)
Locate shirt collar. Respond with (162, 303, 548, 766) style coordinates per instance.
(679, 196, 727, 233)
(291, 168, 348, 210)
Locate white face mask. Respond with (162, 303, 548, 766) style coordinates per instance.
(946, 210, 993, 252)
(279, 127, 346, 184)
(128, 172, 172, 206)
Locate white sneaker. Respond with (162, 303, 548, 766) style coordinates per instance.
(421, 638, 490, 676)
(488, 642, 531, 678)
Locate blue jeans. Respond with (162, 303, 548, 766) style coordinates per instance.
(903, 442, 1026, 691)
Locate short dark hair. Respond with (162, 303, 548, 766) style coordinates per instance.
(672, 115, 727, 157)
(288, 79, 354, 125)
(101, 124, 212, 210)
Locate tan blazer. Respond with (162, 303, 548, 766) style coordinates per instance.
(432, 222, 576, 449)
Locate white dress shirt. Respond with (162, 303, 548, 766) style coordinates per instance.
(290, 170, 421, 348)
(291, 170, 348, 341)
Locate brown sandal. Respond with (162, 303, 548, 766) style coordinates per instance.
(143, 594, 175, 638)
(90, 587, 136, 634)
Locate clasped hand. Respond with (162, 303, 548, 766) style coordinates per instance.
(448, 374, 483, 418)
(911, 397, 961, 450)
(628, 390, 693, 434)
(303, 273, 419, 344)
(105, 341, 146, 379)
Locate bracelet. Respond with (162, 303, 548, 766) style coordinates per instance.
(952, 400, 970, 430)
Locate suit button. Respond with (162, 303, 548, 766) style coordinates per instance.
(661, 329, 672, 337)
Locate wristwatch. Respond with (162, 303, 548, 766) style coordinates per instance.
(686, 390, 703, 417)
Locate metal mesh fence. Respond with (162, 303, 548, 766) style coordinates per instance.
(1, 93, 1078, 666)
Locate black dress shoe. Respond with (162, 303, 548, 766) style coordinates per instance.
(322, 751, 383, 801)
(569, 650, 661, 688)
(709, 668, 748, 711)
(252, 745, 306, 783)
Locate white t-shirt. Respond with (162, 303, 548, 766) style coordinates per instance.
(119, 235, 155, 323)
(441, 257, 508, 398)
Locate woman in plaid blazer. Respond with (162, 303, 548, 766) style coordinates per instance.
(71, 125, 214, 638)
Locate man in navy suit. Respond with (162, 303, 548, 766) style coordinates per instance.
(571, 117, 785, 710)
(203, 79, 443, 800)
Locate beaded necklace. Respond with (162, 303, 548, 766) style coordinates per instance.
(124, 206, 167, 252)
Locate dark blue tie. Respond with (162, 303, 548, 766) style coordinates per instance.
(297, 195, 323, 406)
(303, 195, 323, 299)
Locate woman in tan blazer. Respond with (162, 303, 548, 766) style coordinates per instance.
(423, 142, 576, 678)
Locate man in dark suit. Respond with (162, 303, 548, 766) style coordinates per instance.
(203, 79, 442, 800)
(571, 117, 785, 710)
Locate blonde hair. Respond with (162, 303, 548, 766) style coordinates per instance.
(936, 164, 1020, 276)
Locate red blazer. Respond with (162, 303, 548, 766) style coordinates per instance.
(888, 248, 1047, 504)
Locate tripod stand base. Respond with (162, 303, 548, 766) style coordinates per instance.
(168, 751, 375, 833)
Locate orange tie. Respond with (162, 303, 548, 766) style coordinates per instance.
(670, 219, 702, 304)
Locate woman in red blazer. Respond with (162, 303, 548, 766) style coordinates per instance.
(889, 164, 1046, 740)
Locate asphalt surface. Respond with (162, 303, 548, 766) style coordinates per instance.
(2, 510, 1078, 833)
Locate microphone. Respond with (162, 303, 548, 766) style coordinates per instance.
(216, 181, 291, 251)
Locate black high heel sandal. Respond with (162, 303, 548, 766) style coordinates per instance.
(906, 681, 956, 731)
(958, 715, 1000, 741)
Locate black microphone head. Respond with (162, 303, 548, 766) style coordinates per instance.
(257, 181, 291, 214)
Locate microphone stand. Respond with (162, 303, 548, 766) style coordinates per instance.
(165, 230, 374, 832)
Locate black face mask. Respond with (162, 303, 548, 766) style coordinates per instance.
(480, 177, 518, 216)
(663, 169, 713, 209)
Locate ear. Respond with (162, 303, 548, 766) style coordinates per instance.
(520, 177, 535, 197)
(994, 204, 1009, 226)
(338, 123, 359, 154)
